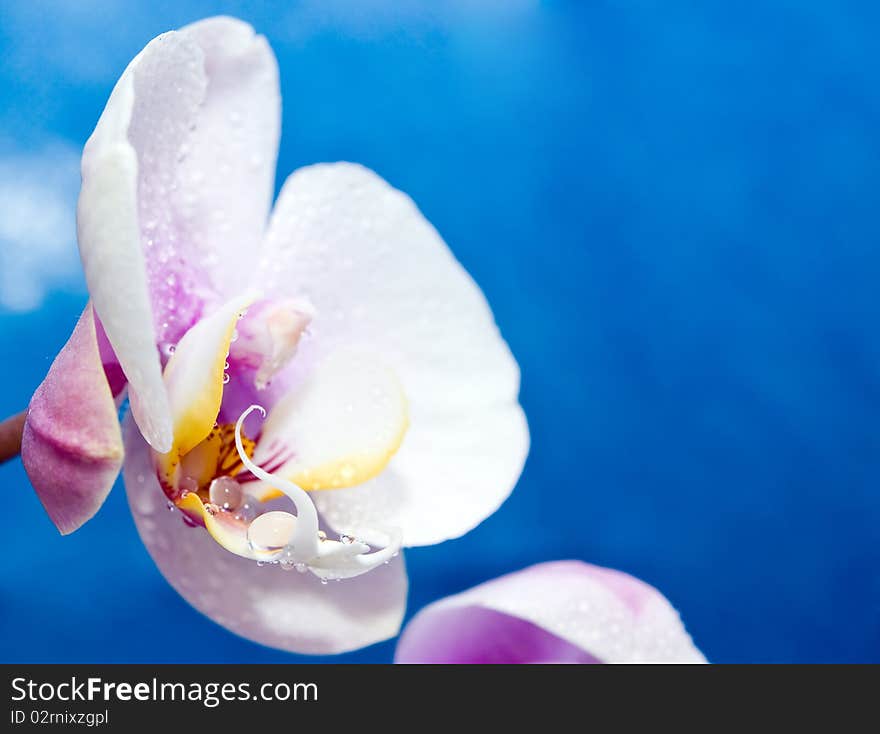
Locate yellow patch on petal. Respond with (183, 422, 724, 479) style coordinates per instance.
(294, 430, 409, 490)
(255, 414, 409, 501)
(250, 348, 410, 502)
(166, 297, 252, 456)
(178, 423, 257, 491)
(154, 296, 253, 485)
(178, 430, 223, 489)
(176, 491, 250, 555)
(175, 491, 276, 562)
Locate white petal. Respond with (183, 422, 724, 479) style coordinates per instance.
(78, 18, 280, 450)
(178, 17, 280, 295)
(258, 163, 528, 546)
(78, 64, 172, 451)
(123, 415, 408, 655)
(395, 561, 706, 664)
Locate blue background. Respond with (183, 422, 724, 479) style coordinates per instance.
(1, 1, 878, 663)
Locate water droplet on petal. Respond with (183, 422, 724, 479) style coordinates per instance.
(177, 476, 199, 498)
(209, 476, 243, 511)
(234, 496, 258, 523)
(278, 548, 297, 571)
(248, 511, 296, 552)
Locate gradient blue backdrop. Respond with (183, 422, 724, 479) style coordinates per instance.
(1, 1, 878, 663)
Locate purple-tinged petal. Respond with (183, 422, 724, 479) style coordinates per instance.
(123, 416, 408, 655)
(397, 607, 601, 664)
(21, 305, 124, 535)
(94, 314, 127, 398)
(228, 297, 313, 391)
(395, 561, 706, 664)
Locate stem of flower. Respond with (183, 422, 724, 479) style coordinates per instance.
(0, 410, 26, 465)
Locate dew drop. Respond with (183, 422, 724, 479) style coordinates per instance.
(278, 548, 298, 571)
(247, 511, 296, 552)
(234, 496, 258, 523)
(209, 476, 243, 511)
(223, 373, 230, 384)
(177, 476, 199, 498)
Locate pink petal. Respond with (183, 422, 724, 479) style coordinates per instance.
(21, 305, 124, 535)
(395, 561, 706, 664)
(122, 416, 408, 655)
(94, 313, 127, 398)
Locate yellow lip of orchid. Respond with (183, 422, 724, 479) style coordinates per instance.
(232, 405, 402, 580)
(166, 406, 403, 579)
(150, 292, 409, 579)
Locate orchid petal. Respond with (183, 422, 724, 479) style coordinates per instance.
(394, 561, 706, 664)
(78, 62, 172, 452)
(257, 163, 528, 546)
(176, 17, 281, 296)
(78, 17, 280, 452)
(157, 296, 251, 483)
(123, 417, 408, 654)
(228, 297, 313, 390)
(21, 305, 124, 534)
(249, 347, 408, 500)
